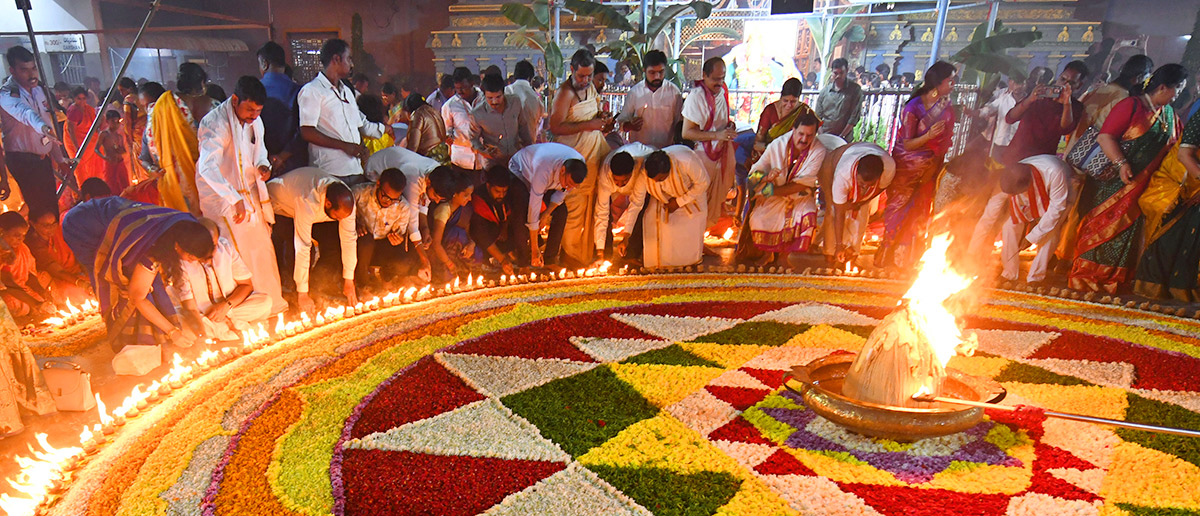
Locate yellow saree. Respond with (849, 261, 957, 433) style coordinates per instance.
(150, 92, 200, 214)
(1139, 143, 1200, 243)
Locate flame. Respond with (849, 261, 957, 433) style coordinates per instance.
(65, 300, 81, 315)
(167, 353, 192, 384)
(316, 314, 326, 326)
(509, 274, 517, 284)
(418, 285, 431, 297)
(559, 268, 567, 278)
(43, 316, 65, 326)
(901, 234, 977, 368)
(199, 349, 220, 367)
(79, 425, 93, 443)
(275, 313, 285, 334)
(95, 394, 113, 426)
(0, 433, 82, 514)
(404, 287, 418, 300)
(722, 227, 735, 240)
(466, 273, 473, 287)
(599, 261, 612, 274)
(453, 277, 461, 289)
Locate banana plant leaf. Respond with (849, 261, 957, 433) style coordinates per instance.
(951, 30, 1042, 61)
(546, 40, 564, 79)
(957, 53, 1030, 79)
(680, 26, 741, 51)
(501, 2, 549, 31)
(564, 0, 635, 32)
(505, 28, 547, 52)
(843, 24, 866, 43)
(646, 1, 714, 41)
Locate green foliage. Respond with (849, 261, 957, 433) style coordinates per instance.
(621, 344, 724, 368)
(586, 466, 742, 516)
(693, 322, 811, 346)
(1115, 504, 1200, 516)
(950, 20, 1042, 84)
(1116, 393, 1200, 468)
(501, 367, 659, 457)
(994, 362, 1095, 387)
(803, 6, 865, 73)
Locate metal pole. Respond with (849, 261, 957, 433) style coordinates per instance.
(553, 0, 561, 46)
(917, 395, 1200, 439)
(818, 11, 833, 87)
(928, 0, 950, 69)
(985, 0, 999, 37)
(70, 0, 161, 169)
(673, 18, 681, 58)
(639, 0, 648, 34)
(16, 0, 63, 143)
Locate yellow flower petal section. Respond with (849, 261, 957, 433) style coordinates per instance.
(946, 355, 1011, 379)
(577, 413, 745, 477)
(785, 324, 867, 351)
(1002, 383, 1128, 419)
(926, 459, 1032, 494)
(1101, 441, 1200, 509)
(680, 342, 772, 369)
(606, 363, 724, 408)
(788, 448, 907, 486)
(714, 475, 799, 516)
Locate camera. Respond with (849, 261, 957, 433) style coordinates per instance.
(1039, 86, 1064, 98)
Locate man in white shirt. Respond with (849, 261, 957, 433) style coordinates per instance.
(617, 50, 681, 149)
(978, 77, 1024, 158)
(594, 142, 653, 263)
(426, 74, 456, 115)
(967, 155, 1072, 284)
(506, 60, 543, 144)
(196, 76, 286, 315)
(1, 46, 63, 217)
(506, 143, 588, 267)
(173, 219, 272, 342)
(642, 146, 710, 267)
(365, 146, 440, 228)
(743, 113, 826, 266)
(353, 168, 430, 287)
(297, 39, 391, 179)
(443, 67, 485, 170)
(267, 166, 358, 313)
(818, 142, 895, 264)
(681, 57, 738, 230)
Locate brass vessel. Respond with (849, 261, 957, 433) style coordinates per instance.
(784, 353, 1007, 442)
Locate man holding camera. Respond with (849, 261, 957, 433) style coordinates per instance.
(1002, 61, 1089, 165)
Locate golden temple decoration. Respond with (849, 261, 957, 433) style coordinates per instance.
(431, 35, 443, 48)
(564, 32, 576, 45)
(946, 27, 958, 42)
(889, 24, 903, 41)
(920, 27, 933, 42)
(451, 33, 463, 47)
(1057, 26, 1070, 42)
(1082, 25, 1095, 42)
(595, 30, 607, 44)
(477, 33, 487, 46)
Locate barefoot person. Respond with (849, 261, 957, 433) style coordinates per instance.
(642, 146, 709, 268)
(682, 57, 738, 231)
(595, 142, 655, 264)
(819, 142, 894, 265)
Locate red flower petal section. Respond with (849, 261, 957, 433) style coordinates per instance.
(839, 482, 1010, 516)
(351, 357, 485, 439)
(1033, 444, 1096, 472)
(447, 311, 643, 361)
(705, 386, 771, 411)
(708, 416, 773, 445)
(1029, 330, 1200, 392)
(341, 449, 564, 516)
(754, 449, 817, 476)
(741, 368, 787, 389)
(626, 301, 789, 319)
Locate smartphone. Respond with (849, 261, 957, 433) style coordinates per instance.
(1040, 86, 1064, 98)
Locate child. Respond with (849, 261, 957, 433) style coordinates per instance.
(96, 110, 132, 195)
(25, 208, 91, 304)
(0, 212, 57, 320)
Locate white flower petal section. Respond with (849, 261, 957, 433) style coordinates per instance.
(344, 398, 570, 462)
(609, 313, 742, 342)
(1130, 388, 1200, 413)
(1005, 492, 1101, 516)
(974, 329, 1060, 359)
(708, 369, 772, 390)
(1020, 358, 1135, 388)
(569, 337, 674, 363)
(1040, 417, 1120, 470)
(483, 463, 653, 516)
(758, 474, 883, 516)
(751, 303, 880, 326)
(711, 441, 777, 470)
(665, 389, 739, 437)
(437, 353, 597, 397)
(741, 347, 840, 371)
(1047, 468, 1105, 495)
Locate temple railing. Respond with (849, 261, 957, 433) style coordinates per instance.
(600, 84, 980, 159)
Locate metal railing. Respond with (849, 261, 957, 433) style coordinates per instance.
(600, 84, 979, 159)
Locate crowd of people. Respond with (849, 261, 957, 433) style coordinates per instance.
(1, 36, 1198, 364)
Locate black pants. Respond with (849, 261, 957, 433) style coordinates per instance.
(506, 178, 566, 267)
(8, 152, 58, 217)
(469, 199, 512, 261)
(602, 194, 647, 262)
(356, 234, 420, 283)
(270, 216, 343, 293)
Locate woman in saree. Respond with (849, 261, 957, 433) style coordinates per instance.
(0, 299, 56, 436)
(64, 87, 107, 188)
(876, 61, 957, 271)
(1133, 90, 1200, 301)
(428, 172, 476, 283)
(738, 78, 814, 224)
(60, 196, 214, 351)
(402, 94, 450, 165)
(1068, 64, 1187, 293)
(148, 63, 217, 214)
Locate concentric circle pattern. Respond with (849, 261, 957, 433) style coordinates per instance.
(50, 275, 1200, 516)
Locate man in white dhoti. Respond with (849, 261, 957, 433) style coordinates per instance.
(967, 155, 1072, 284)
(642, 146, 709, 268)
(741, 112, 826, 266)
(196, 76, 287, 315)
(594, 142, 654, 263)
(681, 57, 738, 230)
(818, 141, 894, 264)
(173, 219, 272, 342)
(549, 49, 613, 268)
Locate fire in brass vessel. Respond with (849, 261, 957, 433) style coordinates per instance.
(784, 352, 1006, 442)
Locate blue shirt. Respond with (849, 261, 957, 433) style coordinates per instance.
(259, 71, 305, 173)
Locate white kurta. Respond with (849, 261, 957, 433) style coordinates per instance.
(365, 146, 440, 237)
(967, 154, 1072, 282)
(682, 85, 734, 227)
(442, 90, 484, 170)
(196, 100, 286, 314)
(820, 142, 895, 256)
(617, 81, 682, 149)
(267, 167, 357, 293)
(170, 237, 273, 341)
(747, 131, 826, 252)
(644, 145, 709, 267)
(594, 142, 654, 251)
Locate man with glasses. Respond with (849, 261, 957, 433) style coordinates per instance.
(298, 38, 392, 180)
(352, 167, 430, 288)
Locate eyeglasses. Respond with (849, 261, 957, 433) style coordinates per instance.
(378, 188, 402, 203)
